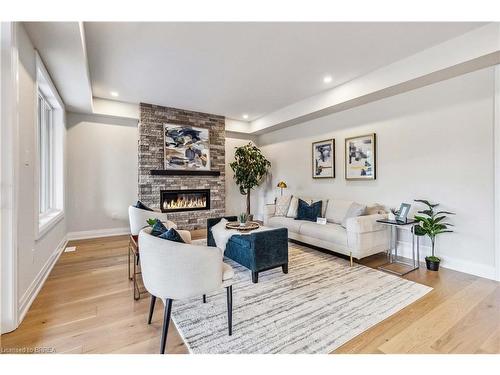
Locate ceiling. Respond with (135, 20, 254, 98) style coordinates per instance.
(84, 22, 484, 121)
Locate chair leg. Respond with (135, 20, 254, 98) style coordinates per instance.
(128, 242, 132, 280)
(203, 294, 206, 303)
(160, 299, 173, 354)
(148, 295, 156, 324)
(282, 264, 288, 274)
(226, 286, 233, 336)
(252, 271, 258, 283)
(350, 252, 353, 267)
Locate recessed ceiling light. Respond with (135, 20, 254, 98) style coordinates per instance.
(323, 75, 332, 84)
(242, 114, 249, 120)
(110, 91, 119, 97)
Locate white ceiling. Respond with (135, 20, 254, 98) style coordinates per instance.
(24, 22, 93, 113)
(84, 22, 484, 121)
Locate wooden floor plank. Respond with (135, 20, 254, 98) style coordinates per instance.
(1, 234, 499, 354)
(378, 278, 498, 353)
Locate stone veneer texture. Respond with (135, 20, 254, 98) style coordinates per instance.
(138, 103, 226, 230)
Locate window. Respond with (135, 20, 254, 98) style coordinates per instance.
(36, 53, 64, 238)
(38, 91, 54, 215)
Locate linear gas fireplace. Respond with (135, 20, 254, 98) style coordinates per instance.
(160, 189, 211, 213)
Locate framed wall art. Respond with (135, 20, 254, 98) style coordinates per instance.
(312, 139, 335, 178)
(164, 124, 210, 170)
(345, 133, 376, 180)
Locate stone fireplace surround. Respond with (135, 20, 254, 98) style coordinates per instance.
(138, 103, 226, 230)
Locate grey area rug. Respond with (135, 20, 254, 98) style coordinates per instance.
(171, 241, 432, 354)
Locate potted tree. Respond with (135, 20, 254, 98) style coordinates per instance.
(413, 199, 454, 271)
(230, 143, 271, 218)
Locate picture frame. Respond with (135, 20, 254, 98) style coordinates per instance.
(345, 133, 376, 180)
(396, 203, 411, 222)
(312, 139, 335, 178)
(164, 123, 210, 170)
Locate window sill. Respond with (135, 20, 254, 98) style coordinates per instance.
(37, 209, 64, 240)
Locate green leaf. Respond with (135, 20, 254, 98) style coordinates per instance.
(413, 225, 427, 236)
(435, 210, 455, 216)
(414, 199, 439, 208)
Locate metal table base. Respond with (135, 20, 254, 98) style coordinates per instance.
(378, 222, 420, 276)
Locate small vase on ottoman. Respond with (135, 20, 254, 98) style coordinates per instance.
(238, 213, 248, 227)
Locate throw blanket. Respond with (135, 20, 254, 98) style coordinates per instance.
(210, 218, 273, 253)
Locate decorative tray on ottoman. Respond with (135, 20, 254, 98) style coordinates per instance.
(225, 221, 260, 232)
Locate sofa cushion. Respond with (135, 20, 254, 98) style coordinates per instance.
(366, 203, 387, 215)
(286, 196, 321, 218)
(286, 196, 300, 218)
(325, 199, 354, 224)
(275, 195, 292, 216)
(320, 199, 329, 217)
(267, 216, 309, 233)
(295, 199, 322, 222)
(151, 220, 168, 236)
(158, 228, 186, 243)
(299, 222, 348, 246)
(341, 202, 367, 228)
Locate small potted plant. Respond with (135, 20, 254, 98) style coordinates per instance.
(238, 213, 248, 227)
(413, 199, 454, 271)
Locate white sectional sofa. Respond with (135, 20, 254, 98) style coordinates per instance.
(263, 197, 391, 264)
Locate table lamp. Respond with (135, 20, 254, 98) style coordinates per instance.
(277, 181, 288, 196)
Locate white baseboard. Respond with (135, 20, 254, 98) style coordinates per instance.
(67, 227, 130, 241)
(18, 236, 68, 323)
(395, 240, 498, 281)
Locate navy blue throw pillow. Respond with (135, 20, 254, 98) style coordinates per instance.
(158, 228, 185, 243)
(151, 220, 168, 236)
(135, 200, 153, 211)
(295, 199, 322, 222)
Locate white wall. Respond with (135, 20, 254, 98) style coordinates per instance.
(257, 67, 497, 279)
(15, 24, 68, 318)
(66, 113, 138, 237)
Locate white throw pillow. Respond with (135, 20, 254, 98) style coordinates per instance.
(319, 199, 329, 217)
(286, 196, 300, 218)
(275, 195, 292, 217)
(325, 199, 354, 224)
(341, 202, 367, 228)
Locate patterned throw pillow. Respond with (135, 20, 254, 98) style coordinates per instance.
(151, 220, 168, 236)
(135, 200, 153, 211)
(275, 195, 292, 216)
(295, 199, 322, 222)
(158, 228, 185, 243)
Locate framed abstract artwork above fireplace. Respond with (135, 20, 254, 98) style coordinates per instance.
(164, 123, 211, 171)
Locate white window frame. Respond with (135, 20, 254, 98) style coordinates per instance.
(35, 52, 65, 239)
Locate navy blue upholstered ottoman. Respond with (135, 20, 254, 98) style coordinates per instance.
(207, 216, 289, 283)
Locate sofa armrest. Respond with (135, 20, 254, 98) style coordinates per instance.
(263, 204, 276, 226)
(345, 213, 388, 233)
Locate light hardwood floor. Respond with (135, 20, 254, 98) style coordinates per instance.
(1, 233, 499, 354)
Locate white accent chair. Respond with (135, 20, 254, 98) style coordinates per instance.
(128, 205, 179, 300)
(128, 205, 177, 236)
(139, 227, 235, 354)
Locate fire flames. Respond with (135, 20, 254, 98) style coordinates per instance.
(163, 195, 207, 210)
